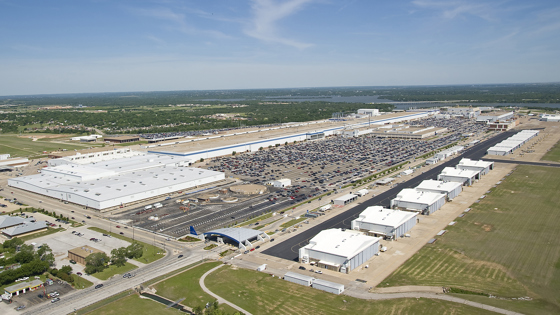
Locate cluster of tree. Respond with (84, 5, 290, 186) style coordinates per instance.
(0, 100, 394, 135)
(85, 243, 144, 274)
(0, 239, 54, 286)
(193, 301, 245, 315)
(49, 265, 74, 283)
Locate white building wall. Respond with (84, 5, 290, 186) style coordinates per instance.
(348, 241, 379, 271)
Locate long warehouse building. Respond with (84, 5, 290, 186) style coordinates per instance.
(8, 152, 225, 210)
(351, 206, 417, 239)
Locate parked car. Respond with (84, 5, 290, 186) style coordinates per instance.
(51, 297, 60, 303)
(178, 255, 183, 258)
(95, 284, 103, 289)
(298, 266, 306, 270)
(77, 272, 83, 276)
(315, 270, 323, 274)
(69, 260, 76, 264)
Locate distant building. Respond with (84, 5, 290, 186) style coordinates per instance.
(357, 109, 380, 116)
(104, 136, 140, 144)
(445, 107, 481, 118)
(266, 178, 291, 188)
(539, 114, 560, 122)
(476, 112, 514, 123)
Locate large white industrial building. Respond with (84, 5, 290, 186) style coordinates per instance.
(415, 179, 463, 200)
(351, 206, 417, 239)
(8, 152, 225, 210)
(299, 228, 379, 273)
(390, 188, 446, 215)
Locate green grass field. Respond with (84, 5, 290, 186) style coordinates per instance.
(205, 265, 497, 315)
(541, 139, 560, 162)
(382, 165, 560, 314)
(87, 227, 164, 263)
(152, 261, 237, 313)
(72, 274, 94, 289)
(0, 134, 95, 158)
(280, 217, 307, 229)
(92, 262, 138, 280)
(85, 293, 182, 315)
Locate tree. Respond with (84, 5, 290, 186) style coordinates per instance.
(59, 265, 72, 275)
(14, 244, 35, 264)
(37, 244, 55, 266)
(110, 247, 127, 267)
(3, 237, 23, 251)
(126, 243, 144, 259)
(85, 252, 109, 274)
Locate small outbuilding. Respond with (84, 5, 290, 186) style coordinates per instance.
(1, 221, 48, 238)
(266, 178, 292, 188)
(311, 279, 345, 295)
(351, 206, 417, 239)
(390, 188, 446, 215)
(283, 272, 315, 286)
(333, 194, 358, 206)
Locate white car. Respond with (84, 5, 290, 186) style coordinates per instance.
(315, 270, 323, 274)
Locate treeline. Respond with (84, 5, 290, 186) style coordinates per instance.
(0, 101, 393, 135)
(0, 238, 54, 286)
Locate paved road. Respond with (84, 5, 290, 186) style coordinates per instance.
(199, 264, 253, 315)
(344, 290, 524, 315)
(482, 159, 560, 167)
(263, 131, 514, 261)
(22, 251, 209, 315)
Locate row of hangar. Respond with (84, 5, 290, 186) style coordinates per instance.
(297, 158, 494, 274)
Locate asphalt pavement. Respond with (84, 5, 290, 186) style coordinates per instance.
(262, 131, 515, 261)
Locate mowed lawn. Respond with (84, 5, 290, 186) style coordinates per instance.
(86, 294, 181, 315)
(205, 266, 497, 315)
(383, 165, 560, 314)
(153, 261, 237, 313)
(541, 139, 560, 162)
(0, 134, 90, 157)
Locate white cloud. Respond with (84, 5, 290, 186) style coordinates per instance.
(245, 0, 314, 49)
(130, 7, 232, 39)
(412, 0, 494, 21)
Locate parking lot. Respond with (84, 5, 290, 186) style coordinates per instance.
(10, 280, 73, 310)
(24, 226, 139, 283)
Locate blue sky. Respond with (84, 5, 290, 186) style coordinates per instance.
(1, 0, 559, 95)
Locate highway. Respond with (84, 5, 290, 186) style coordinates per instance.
(262, 131, 514, 261)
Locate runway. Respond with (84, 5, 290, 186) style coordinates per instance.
(262, 131, 515, 261)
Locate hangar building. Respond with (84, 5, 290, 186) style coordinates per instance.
(299, 228, 379, 273)
(456, 158, 494, 176)
(438, 167, 480, 186)
(351, 206, 417, 239)
(8, 153, 225, 210)
(415, 179, 463, 200)
(390, 188, 446, 215)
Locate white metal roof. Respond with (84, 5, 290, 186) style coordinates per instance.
(312, 278, 345, 290)
(353, 206, 417, 228)
(203, 227, 265, 244)
(303, 228, 379, 259)
(334, 194, 357, 202)
(457, 158, 494, 169)
(416, 180, 462, 193)
(284, 272, 315, 282)
(9, 163, 223, 203)
(439, 167, 479, 178)
(393, 188, 446, 205)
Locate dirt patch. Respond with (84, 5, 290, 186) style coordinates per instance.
(18, 134, 68, 140)
(482, 224, 494, 232)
